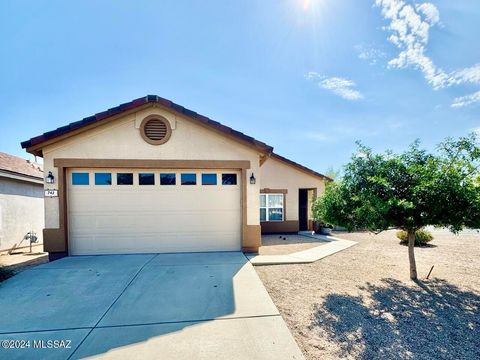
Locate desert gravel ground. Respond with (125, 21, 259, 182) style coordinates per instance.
(255, 230, 480, 360)
(0, 245, 48, 282)
(259, 234, 327, 255)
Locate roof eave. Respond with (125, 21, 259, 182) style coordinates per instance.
(0, 169, 43, 184)
(21, 95, 273, 158)
(270, 153, 331, 181)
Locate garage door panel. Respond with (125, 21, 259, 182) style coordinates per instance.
(71, 233, 239, 255)
(70, 235, 95, 254)
(71, 190, 240, 212)
(68, 169, 241, 255)
(70, 212, 240, 233)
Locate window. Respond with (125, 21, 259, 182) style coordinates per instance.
(95, 173, 112, 185)
(260, 195, 266, 221)
(181, 173, 196, 185)
(117, 173, 133, 185)
(222, 173, 237, 185)
(139, 173, 155, 185)
(72, 172, 89, 185)
(260, 194, 284, 221)
(202, 173, 217, 185)
(160, 173, 176, 185)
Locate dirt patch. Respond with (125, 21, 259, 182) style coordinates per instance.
(0, 247, 48, 282)
(259, 234, 327, 255)
(255, 230, 480, 360)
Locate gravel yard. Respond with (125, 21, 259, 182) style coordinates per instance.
(259, 234, 327, 255)
(255, 230, 480, 360)
(0, 245, 48, 282)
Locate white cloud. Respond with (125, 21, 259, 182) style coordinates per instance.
(416, 3, 440, 25)
(451, 91, 480, 108)
(321, 77, 364, 100)
(305, 71, 322, 81)
(472, 127, 480, 136)
(355, 44, 387, 65)
(448, 64, 480, 87)
(306, 72, 363, 100)
(375, 0, 480, 106)
(375, 0, 447, 89)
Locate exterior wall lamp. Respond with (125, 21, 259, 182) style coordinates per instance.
(45, 171, 55, 184)
(250, 173, 256, 185)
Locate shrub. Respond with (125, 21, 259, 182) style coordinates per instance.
(396, 229, 433, 246)
(0, 266, 14, 283)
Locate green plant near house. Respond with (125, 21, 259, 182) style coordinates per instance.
(0, 265, 14, 283)
(311, 202, 334, 231)
(396, 229, 433, 246)
(312, 133, 480, 280)
(324, 166, 342, 181)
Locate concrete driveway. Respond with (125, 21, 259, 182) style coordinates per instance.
(0, 252, 303, 359)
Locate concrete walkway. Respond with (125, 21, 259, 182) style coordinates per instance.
(0, 252, 304, 360)
(247, 233, 357, 265)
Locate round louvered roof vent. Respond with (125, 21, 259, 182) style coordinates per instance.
(140, 116, 172, 145)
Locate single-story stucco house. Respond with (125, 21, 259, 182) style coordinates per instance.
(0, 152, 44, 252)
(21, 95, 329, 260)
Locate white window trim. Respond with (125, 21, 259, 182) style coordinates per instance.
(260, 193, 284, 222)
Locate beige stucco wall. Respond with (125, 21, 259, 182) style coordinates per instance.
(259, 157, 326, 221)
(0, 177, 44, 251)
(42, 105, 261, 229)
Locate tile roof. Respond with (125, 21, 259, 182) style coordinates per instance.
(21, 95, 273, 155)
(0, 152, 43, 179)
(20, 95, 328, 180)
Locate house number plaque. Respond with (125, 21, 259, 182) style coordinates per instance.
(44, 189, 58, 197)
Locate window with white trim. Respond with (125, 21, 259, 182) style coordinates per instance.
(260, 194, 284, 222)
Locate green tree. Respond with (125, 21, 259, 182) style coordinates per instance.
(313, 134, 480, 280)
(324, 166, 342, 181)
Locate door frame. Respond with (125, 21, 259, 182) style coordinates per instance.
(298, 188, 317, 231)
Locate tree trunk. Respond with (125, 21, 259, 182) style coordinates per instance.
(408, 230, 418, 281)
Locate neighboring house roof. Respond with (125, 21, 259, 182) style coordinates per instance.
(0, 152, 43, 183)
(20, 95, 329, 180)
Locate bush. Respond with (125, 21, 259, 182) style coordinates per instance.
(396, 229, 433, 246)
(0, 266, 14, 283)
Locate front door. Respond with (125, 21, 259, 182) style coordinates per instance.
(298, 189, 308, 231)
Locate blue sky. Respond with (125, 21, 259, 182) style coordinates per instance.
(0, 0, 479, 174)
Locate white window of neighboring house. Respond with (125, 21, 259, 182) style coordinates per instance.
(260, 194, 284, 222)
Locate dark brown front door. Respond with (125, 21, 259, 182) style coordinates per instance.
(299, 189, 308, 231)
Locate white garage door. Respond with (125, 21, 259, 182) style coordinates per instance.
(67, 168, 241, 255)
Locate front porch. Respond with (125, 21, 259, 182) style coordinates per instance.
(247, 232, 357, 266)
(259, 233, 327, 255)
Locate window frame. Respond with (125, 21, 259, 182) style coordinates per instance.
(201, 173, 217, 185)
(138, 173, 155, 185)
(71, 172, 89, 185)
(116, 172, 134, 185)
(160, 173, 176, 186)
(181, 173, 197, 185)
(221, 173, 238, 185)
(260, 193, 284, 222)
(94, 172, 112, 186)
